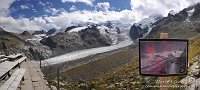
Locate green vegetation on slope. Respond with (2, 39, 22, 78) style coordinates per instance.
(188, 37, 200, 65)
(47, 36, 200, 90)
(61, 48, 137, 81)
(148, 21, 200, 39)
(46, 47, 137, 88)
(86, 59, 158, 90)
(58, 59, 156, 90)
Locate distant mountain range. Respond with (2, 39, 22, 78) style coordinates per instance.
(29, 20, 131, 57)
(0, 18, 131, 60)
(40, 25, 113, 56)
(32, 28, 57, 36)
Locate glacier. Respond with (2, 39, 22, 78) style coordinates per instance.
(41, 33, 133, 66)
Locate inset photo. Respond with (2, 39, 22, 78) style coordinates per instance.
(139, 39, 188, 76)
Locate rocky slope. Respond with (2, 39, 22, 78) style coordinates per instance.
(32, 28, 57, 36)
(0, 27, 52, 60)
(147, 3, 200, 39)
(129, 3, 200, 40)
(40, 25, 112, 56)
(32, 30, 46, 35)
(180, 37, 200, 90)
(19, 31, 35, 40)
(46, 28, 56, 36)
(0, 27, 27, 55)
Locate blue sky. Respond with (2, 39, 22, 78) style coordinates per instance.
(10, 0, 131, 19)
(0, 0, 199, 32)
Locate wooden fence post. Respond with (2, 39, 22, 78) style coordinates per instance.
(57, 67, 60, 90)
(160, 33, 169, 90)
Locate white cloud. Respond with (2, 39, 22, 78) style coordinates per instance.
(0, 0, 16, 17)
(43, 10, 136, 29)
(48, 8, 59, 15)
(130, 0, 200, 22)
(61, 0, 94, 6)
(45, 7, 65, 15)
(96, 2, 110, 11)
(20, 5, 29, 10)
(0, 17, 49, 33)
(69, 5, 77, 11)
(0, 9, 136, 33)
(38, 1, 45, 6)
(32, 9, 37, 13)
(1, 0, 200, 33)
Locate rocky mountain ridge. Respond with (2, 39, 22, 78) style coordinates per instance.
(32, 28, 57, 36)
(147, 3, 200, 39)
(129, 3, 200, 40)
(40, 25, 113, 56)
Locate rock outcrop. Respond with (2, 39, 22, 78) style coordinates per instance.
(46, 28, 56, 36)
(32, 30, 46, 35)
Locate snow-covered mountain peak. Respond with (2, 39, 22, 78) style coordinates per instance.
(68, 26, 88, 33)
(187, 8, 195, 17)
(135, 14, 163, 29)
(129, 14, 163, 40)
(168, 10, 177, 16)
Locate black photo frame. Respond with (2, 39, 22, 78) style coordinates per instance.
(139, 39, 188, 76)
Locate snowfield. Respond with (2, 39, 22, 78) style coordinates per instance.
(187, 8, 195, 17)
(68, 26, 87, 32)
(41, 34, 133, 66)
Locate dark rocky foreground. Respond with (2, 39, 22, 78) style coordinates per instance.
(176, 49, 187, 74)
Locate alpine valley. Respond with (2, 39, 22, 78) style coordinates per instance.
(0, 2, 200, 90)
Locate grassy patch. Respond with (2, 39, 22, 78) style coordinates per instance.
(58, 57, 160, 90)
(46, 47, 138, 89)
(46, 36, 200, 90)
(188, 37, 200, 65)
(60, 48, 138, 82)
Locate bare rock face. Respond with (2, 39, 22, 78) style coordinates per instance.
(29, 46, 52, 60)
(32, 30, 46, 35)
(0, 28, 52, 60)
(65, 26, 79, 32)
(40, 25, 112, 56)
(0, 27, 26, 55)
(176, 49, 187, 74)
(191, 3, 200, 20)
(0, 27, 4, 32)
(21, 31, 31, 36)
(20, 31, 34, 39)
(46, 28, 56, 36)
(129, 25, 147, 41)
